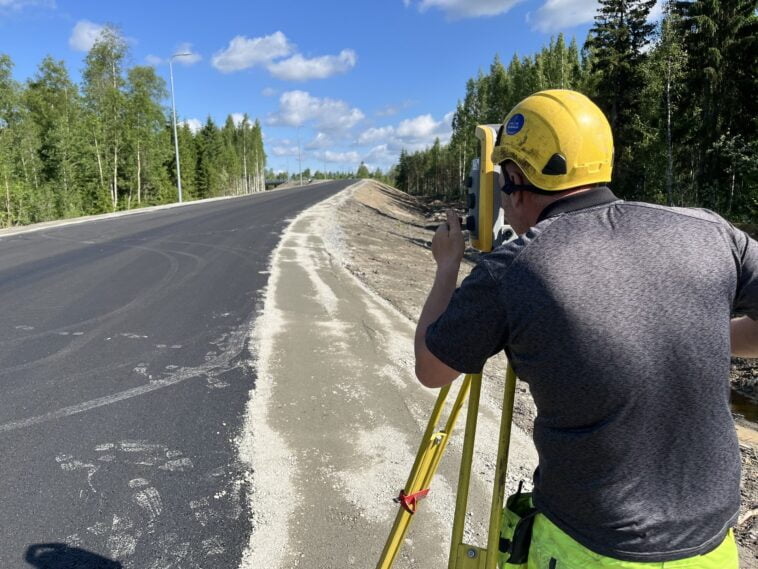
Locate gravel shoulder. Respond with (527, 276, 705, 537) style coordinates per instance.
(239, 181, 538, 569)
(334, 181, 758, 567)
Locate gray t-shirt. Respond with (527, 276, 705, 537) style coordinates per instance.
(426, 187, 758, 562)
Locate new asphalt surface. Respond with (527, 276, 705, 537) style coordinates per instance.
(0, 180, 353, 568)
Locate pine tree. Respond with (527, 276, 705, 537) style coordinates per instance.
(675, 0, 758, 214)
(195, 117, 224, 198)
(356, 161, 370, 178)
(587, 0, 658, 199)
(173, 122, 197, 201)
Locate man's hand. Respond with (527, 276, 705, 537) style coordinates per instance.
(432, 210, 465, 272)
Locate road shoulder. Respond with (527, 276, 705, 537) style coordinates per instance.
(238, 181, 538, 569)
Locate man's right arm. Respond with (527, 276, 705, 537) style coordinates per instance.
(731, 316, 758, 358)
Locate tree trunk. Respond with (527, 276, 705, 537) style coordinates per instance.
(95, 137, 105, 191)
(20, 154, 29, 185)
(28, 147, 39, 190)
(112, 140, 118, 211)
(666, 55, 674, 206)
(136, 141, 141, 206)
(257, 160, 261, 193)
(4, 170, 11, 227)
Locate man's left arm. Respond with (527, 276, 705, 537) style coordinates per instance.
(731, 316, 758, 358)
(731, 226, 758, 358)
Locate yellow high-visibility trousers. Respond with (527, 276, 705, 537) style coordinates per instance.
(525, 514, 738, 569)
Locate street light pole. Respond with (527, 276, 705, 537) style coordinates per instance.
(169, 52, 192, 203)
(297, 125, 303, 187)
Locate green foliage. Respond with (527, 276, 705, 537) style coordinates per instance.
(587, 0, 658, 199)
(400, 36, 589, 200)
(394, 0, 758, 222)
(0, 28, 267, 228)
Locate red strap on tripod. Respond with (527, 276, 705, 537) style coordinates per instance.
(396, 488, 430, 514)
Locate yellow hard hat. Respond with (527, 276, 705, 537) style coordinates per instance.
(491, 89, 614, 191)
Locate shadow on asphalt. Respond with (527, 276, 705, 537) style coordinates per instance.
(25, 543, 122, 568)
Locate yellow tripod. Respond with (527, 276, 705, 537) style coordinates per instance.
(376, 363, 519, 569)
(377, 122, 515, 568)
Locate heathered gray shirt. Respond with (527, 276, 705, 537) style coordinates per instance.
(426, 187, 758, 562)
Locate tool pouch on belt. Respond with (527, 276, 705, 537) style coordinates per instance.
(499, 481, 537, 568)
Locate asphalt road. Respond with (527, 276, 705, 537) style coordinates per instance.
(0, 180, 353, 569)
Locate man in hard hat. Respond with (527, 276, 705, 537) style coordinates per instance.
(415, 89, 756, 567)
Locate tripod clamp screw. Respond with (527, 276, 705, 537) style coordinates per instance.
(394, 488, 430, 515)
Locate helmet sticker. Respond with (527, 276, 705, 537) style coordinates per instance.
(506, 113, 525, 135)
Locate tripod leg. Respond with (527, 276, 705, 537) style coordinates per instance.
(448, 374, 483, 568)
(376, 375, 474, 569)
(484, 364, 518, 569)
(447, 364, 519, 569)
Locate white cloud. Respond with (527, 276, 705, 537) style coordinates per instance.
(173, 42, 202, 65)
(271, 144, 299, 157)
(356, 112, 453, 147)
(231, 113, 248, 127)
(261, 87, 278, 97)
(323, 150, 360, 163)
(145, 54, 163, 66)
(266, 90, 364, 131)
(365, 144, 395, 165)
(396, 114, 441, 138)
(267, 49, 357, 81)
(180, 118, 202, 134)
(358, 126, 395, 145)
(408, 0, 524, 19)
(212, 31, 294, 73)
(0, 0, 54, 11)
(69, 20, 106, 52)
(306, 132, 333, 149)
(531, 0, 663, 33)
(376, 105, 400, 117)
(530, 0, 598, 32)
(352, 111, 454, 169)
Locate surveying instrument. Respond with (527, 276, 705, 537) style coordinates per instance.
(376, 124, 522, 569)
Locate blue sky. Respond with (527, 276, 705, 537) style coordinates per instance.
(0, 0, 662, 175)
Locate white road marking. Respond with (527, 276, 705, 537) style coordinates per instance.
(159, 458, 194, 472)
(0, 322, 250, 433)
(202, 536, 225, 556)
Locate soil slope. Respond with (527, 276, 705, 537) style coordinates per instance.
(337, 181, 758, 567)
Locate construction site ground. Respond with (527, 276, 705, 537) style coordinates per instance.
(243, 180, 758, 568)
(334, 181, 758, 567)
